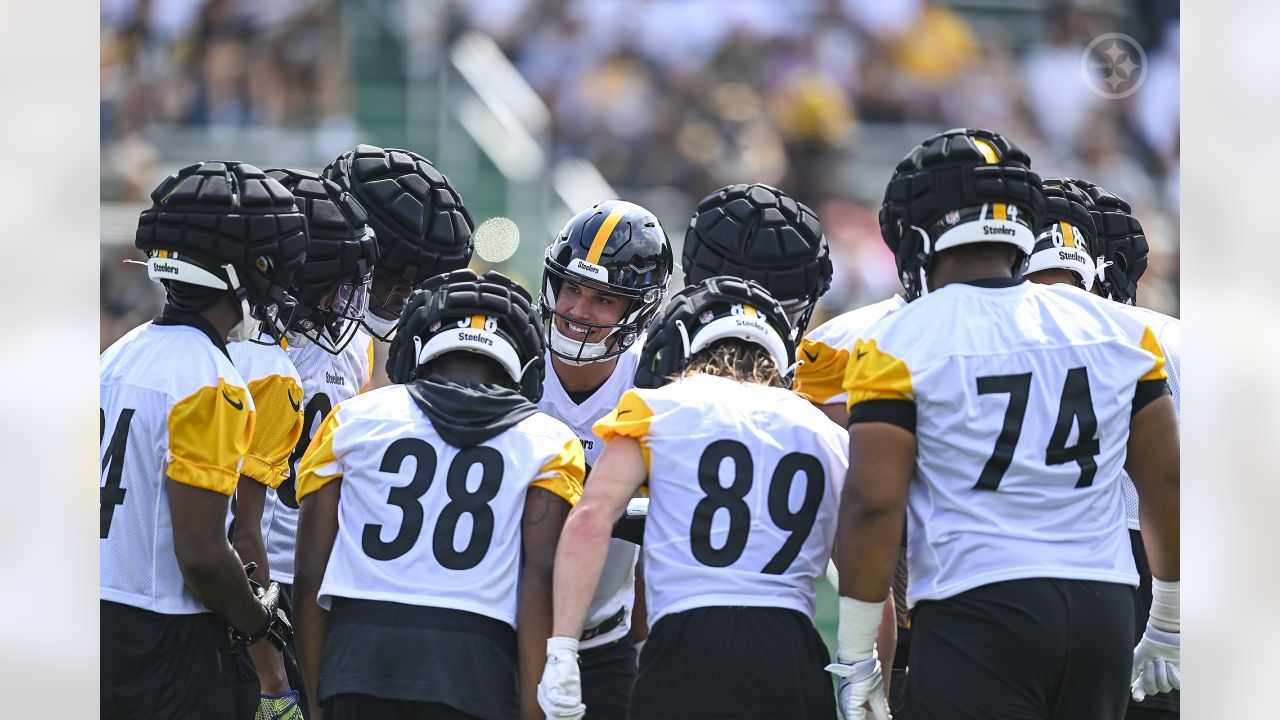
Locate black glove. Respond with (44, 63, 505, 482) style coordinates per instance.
(229, 562, 294, 652)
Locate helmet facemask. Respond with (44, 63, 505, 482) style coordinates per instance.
(540, 264, 663, 365)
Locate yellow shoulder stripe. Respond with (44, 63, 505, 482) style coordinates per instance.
(167, 378, 255, 496)
(794, 338, 850, 405)
(360, 338, 376, 394)
(1138, 325, 1169, 382)
(297, 404, 344, 501)
(531, 436, 585, 506)
(842, 338, 914, 413)
(592, 390, 655, 472)
(240, 374, 304, 489)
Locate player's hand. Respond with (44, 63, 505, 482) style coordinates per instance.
(231, 563, 294, 652)
(255, 688, 305, 720)
(1131, 625, 1180, 701)
(537, 636, 586, 720)
(826, 653, 891, 720)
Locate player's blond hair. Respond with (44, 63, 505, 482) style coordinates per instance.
(674, 338, 785, 388)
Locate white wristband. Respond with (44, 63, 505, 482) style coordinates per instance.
(1149, 578, 1180, 633)
(547, 636, 580, 656)
(836, 596, 884, 663)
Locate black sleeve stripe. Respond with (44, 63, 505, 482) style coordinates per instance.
(848, 399, 917, 433)
(1132, 379, 1171, 417)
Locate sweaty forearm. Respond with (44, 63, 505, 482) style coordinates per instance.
(835, 503, 905, 603)
(292, 574, 327, 713)
(231, 476, 270, 580)
(1138, 486, 1180, 582)
(179, 539, 268, 633)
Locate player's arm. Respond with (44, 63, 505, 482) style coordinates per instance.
(818, 403, 849, 428)
(294, 479, 339, 718)
(292, 409, 345, 717)
(232, 475, 291, 696)
(169, 480, 269, 633)
(517, 487, 573, 720)
(166, 382, 271, 635)
(552, 436, 647, 638)
(1126, 387, 1181, 701)
(540, 436, 647, 718)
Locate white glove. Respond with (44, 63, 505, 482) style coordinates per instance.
(826, 653, 891, 720)
(1130, 625, 1180, 701)
(538, 636, 586, 720)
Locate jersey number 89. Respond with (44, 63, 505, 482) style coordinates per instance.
(690, 440, 825, 575)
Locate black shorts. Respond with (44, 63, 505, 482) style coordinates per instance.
(902, 578, 1134, 720)
(319, 599, 518, 720)
(325, 694, 483, 720)
(628, 606, 835, 720)
(580, 637, 637, 720)
(100, 600, 258, 720)
(1127, 530, 1180, 713)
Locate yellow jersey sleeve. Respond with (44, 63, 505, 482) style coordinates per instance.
(240, 374, 304, 488)
(167, 378, 255, 495)
(1138, 325, 1169, 382)
(531, 436, 585, 505)
(794, 337, 850, 405)
(296, 404, 344, 501)
(592, 390, 656, 472)
(360, 338, 376, 394)
(842, 338, 915, 413)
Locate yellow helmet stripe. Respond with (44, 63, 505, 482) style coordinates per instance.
(1060, 221, 1076, 248)
(742, 305, 758, 318)
(469, 314, 486, 330)
(993, 203, 1007, 221)
(973, 138, 1000, 164)
(585, 202, 631, 265)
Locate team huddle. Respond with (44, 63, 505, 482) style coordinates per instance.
(100, 128, 1181, 720)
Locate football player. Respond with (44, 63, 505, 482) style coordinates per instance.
(101, 161, 304, 718)
(539, 277, 849, 720)
(674, 181, 904, 703)
(829, 128, 1180, 720)
(292, 271, 584, 720)
(323, 144, 475, 343)
(536, 200, 673, 719)
(679, 183, 833, 341)
(1026, 178, 1182, 718)
(232, 165, 376, 712)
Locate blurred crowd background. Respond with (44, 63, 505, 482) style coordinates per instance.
(101, 0, 1180, 350)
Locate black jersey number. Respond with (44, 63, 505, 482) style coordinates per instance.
(689, 440, 825, 574)
(280, 392, 334, 509)
(361, 440, 503, 568)
(100, 407, 136, 538)
(974, 367, 1099, 491)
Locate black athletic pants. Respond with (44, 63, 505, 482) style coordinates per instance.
(901, 578, 1134, 720)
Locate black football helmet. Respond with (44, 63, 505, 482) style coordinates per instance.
(323, 144, 475, 340)
(266, 168, 378, 354)
(682, 183, 831, 339)
(541, 200, 673, 364)
(387, 270, 546, 402)
(635, 275, 795, 389)
(1025, 179, 1102, 291)
(134, 161, 308, 341)
(879, 128, 1045, 300)
(1057, 178, 1150, 305)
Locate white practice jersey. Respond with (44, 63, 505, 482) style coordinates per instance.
(538, 342, 643, 648)
(842, 281, 1169, 608)
(262, 331, 375, 582)
(794, 295, 906, 407)
(1117, 306, 1181, 530)
(227, 334, 304, 490)
(297, 385, 583, 627)
(594, 374, 848, 625)
(100, 319, 255, 614)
